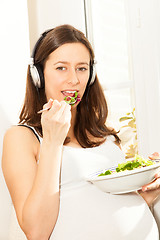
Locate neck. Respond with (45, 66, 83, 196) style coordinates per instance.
(67, 107, 77, 141)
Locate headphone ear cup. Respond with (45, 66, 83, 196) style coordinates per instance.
(89, 64, 96, 86)
(29, 64, 44, 88)
(29, 29, 53, 89)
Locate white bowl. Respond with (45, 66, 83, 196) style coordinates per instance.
(86, 161, 160, 194)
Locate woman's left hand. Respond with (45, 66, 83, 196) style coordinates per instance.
(142, 152, 160, 191)
(138, 152, 160, 206)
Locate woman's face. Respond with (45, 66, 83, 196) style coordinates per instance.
(44, 43, 90, 107)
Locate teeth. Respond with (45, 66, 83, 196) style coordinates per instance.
(63, 90, 76, 94)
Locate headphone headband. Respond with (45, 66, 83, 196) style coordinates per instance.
(31, 29, 53, 60)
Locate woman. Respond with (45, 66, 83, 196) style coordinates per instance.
(2, 24, 160, 240)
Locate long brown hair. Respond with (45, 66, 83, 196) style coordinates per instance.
(19, 24, 120, 147)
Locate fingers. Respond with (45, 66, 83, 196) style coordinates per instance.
(155, 171, 160, 179)
(141, 153, 160, 194)
(43, 98, 54, 110)
(37, 99, 54, 114)
(142, 166, 160, 191)
(41, 100, 71, 125)
(58, 101, 71, 123)
(142, 178, 160, 192)
(41, 99, 61, 115)
(41, 100, 71, 144)
(53, 100, 71, 116)
(143, 151, 160, 192)
(46, 100, 71, 118)
(40, 99, 64, 117)
(48, 100, 61, 115)
(148, 152, 160, 160)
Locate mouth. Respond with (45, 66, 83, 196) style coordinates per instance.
(61, 90, 78, 97)
(61, 90, 81, 105)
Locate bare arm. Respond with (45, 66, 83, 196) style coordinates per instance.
(2, 100, 71, 240)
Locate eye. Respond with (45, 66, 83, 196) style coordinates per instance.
(77, 67, 88, 72)
(56, 67, 66, 71)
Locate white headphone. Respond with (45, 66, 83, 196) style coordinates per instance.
(89, 62, 96, 85)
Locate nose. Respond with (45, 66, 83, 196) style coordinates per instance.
(67, 68, 80, 85)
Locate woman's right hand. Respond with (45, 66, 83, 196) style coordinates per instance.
(41, 99, 71, 145)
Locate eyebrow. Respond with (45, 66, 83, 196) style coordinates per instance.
(54, 61, 89, 65)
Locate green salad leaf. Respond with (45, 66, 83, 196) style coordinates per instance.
(98, 154, 155, 177)
(64, 91, 81, 106)
(98, 170, 112, 176)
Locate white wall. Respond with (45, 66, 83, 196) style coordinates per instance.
(125, 0, 160, 157)
(27, 0, 86, 53)
(0, 0, 30, 125)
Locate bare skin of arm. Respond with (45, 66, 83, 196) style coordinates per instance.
(2, 100, 71, 240)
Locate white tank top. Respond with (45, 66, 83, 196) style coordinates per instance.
(9, 126, 159, 240)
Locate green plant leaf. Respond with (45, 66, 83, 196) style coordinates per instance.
(120, 125, 131, 128)
(128, 119, 136, 128)
(125, 143, 138, 159)
(119, 117, 133, 122)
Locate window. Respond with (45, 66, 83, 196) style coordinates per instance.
(84, 0, 134, 130)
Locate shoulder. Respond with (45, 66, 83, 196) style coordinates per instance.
(3, 125, 40, 159)
(4, 125, 39, 143)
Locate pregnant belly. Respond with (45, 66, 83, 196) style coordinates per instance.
(50, 184, 158, 240)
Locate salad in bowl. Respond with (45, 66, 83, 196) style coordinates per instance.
(86, 154, 160, 194)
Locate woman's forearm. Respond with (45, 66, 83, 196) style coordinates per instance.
(21, 141, 62, 240)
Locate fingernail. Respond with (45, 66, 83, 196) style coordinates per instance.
(155, 173, 160, 178)
(142, 187, 148, 192)
(53, 100, 61, 107)
(49, 98, 54, 103)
